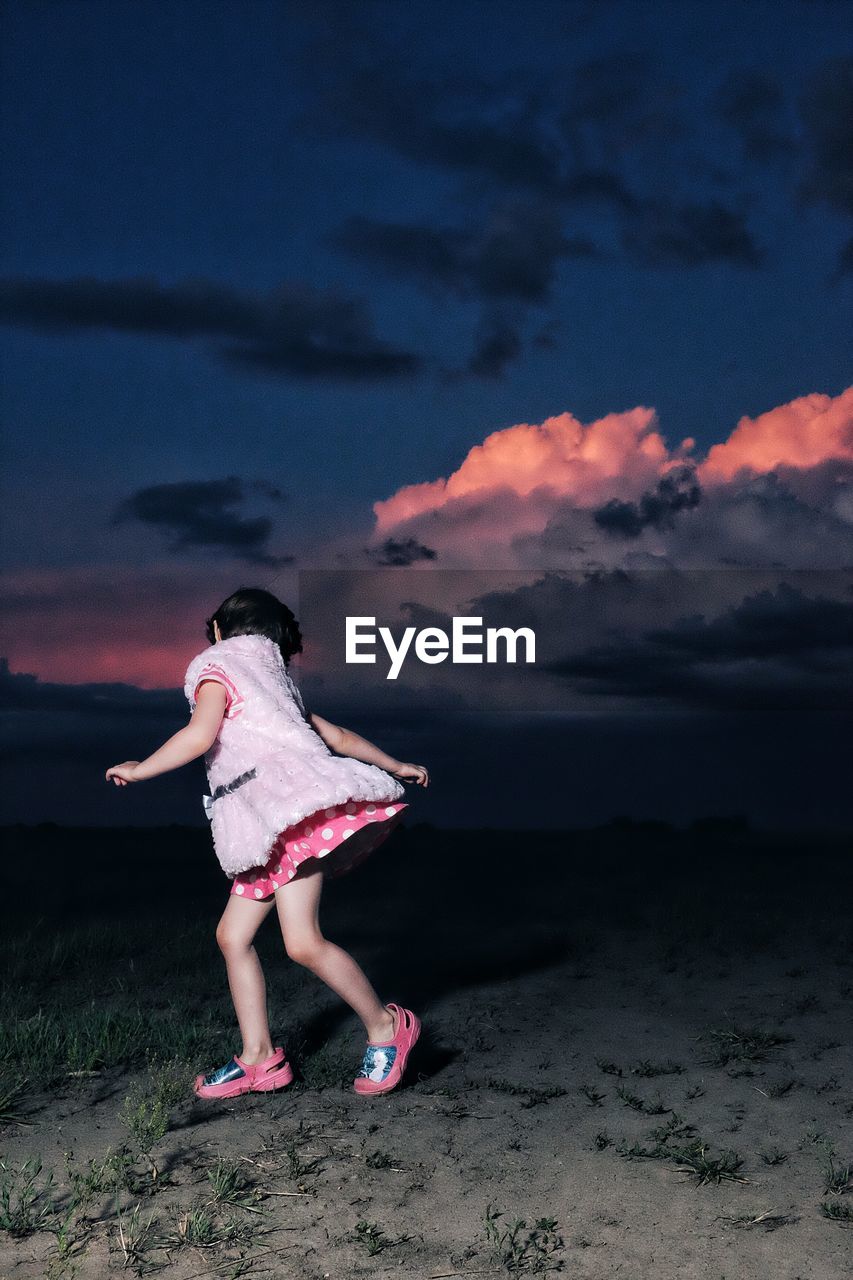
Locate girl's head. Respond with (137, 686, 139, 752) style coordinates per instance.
(205, 588, 303, 666)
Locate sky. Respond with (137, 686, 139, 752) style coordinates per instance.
(1, 0, 851, 829)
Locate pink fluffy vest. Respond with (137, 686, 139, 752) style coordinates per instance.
(183, 632, 404, 876)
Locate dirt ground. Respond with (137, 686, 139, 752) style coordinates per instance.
(1, 820, 851, 1279)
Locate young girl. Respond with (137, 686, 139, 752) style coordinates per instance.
(105, 587, 428, 1098)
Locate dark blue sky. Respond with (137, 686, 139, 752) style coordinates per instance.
(1, 0, 850, 581)
(1, 1, 852, 830)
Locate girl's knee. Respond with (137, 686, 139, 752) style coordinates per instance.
(216, 918, 249, 955)
(284, 931, 324, 967)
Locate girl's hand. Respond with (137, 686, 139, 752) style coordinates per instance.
(392, 762, 429, 787)
(105, 762, 141, 786)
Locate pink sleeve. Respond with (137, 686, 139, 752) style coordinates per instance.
(192, 663, 241, 716)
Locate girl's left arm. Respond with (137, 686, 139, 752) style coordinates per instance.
(308, 713, 429, 787)
(105, 682, 228, 785)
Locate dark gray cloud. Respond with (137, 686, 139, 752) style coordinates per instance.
(332, 195, 595, 379)
(0, 276, 422, 382)
(331, 197, 596, 304)
(546, 581, 853, 711)
(714, 68, 795, 162)
(364, 537, 438, 567)
(463, 312, 524, 380)
(0, 655, 181, 717)
(621, 197, 763, 268)
(593, 465, 702, 538)
(559, 50, 686, 164)
(112, 477, 293, 566)
(302, 56, 572, 198)
(797, 54, 853, 217)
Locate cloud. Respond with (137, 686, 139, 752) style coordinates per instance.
(593, 465, 702, 537)
(368, 388, 853, 571)
(112, 477, 293, 567)
(620, 197, 763, 268)
(559, 49, 687, 169)
(331, 195, 595, 380)
(463, 312, 524, 380)
(0, 656, 180, 719)
(303, 56, 572, 198)
(374, 406, 686, 530)
(363, 537, 437, 567)
(545, 580, 853, 711)
(714, 68, 795, 162)
(331, 196, 595, 304)
(797, 55, 853, 218)
(0, 275, 422, 382)
(699, 388, 853, 483)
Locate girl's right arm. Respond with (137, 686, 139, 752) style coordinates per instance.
(106, 682, 228, 785)
(308, 713, 429, 787)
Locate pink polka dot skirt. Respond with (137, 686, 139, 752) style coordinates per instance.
(230, 799, 408, 900)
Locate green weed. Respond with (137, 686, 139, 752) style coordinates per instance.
(0, 1156, 56, 1236)
(705, 1025, 792, 1067)
(483, 1202, 564, 1273)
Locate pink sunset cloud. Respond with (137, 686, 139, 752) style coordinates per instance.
(698, 388, 853, 483)
(374, 406, 696, 529)
(368, 387, 853, 569)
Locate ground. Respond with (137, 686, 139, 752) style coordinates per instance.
(1, 819, 851, 1278)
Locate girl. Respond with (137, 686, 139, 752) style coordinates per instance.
(105, 587, 428, 1098)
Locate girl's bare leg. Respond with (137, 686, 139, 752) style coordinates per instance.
(215, 894, 277, 1064)
(274, 864, 396, 1043)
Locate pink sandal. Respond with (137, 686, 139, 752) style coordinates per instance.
(194, 1046, 294, 1099)
(353, 1003, 421, 1096)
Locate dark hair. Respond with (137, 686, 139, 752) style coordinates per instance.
(205, 587, 303, 666)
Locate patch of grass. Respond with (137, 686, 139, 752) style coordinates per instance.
(615, 1113, 697, 1162)
(64, 1148, 135, 1208)
(672, 1142, 747, 1186)
(595, 1059, 623, 1077)
(823, 1158, 852, 1196)
(0, 1072, 30, 1129)
(718, 1208, 793, 1231)
(46, 1206, 85, 1280)
(352, 1219, 410, 1256)
(0, 1156, 56, 1237)
(629, 1059, 684, 1078)
(365, 1150, 394, 1169)
(759, 1147, 788, 1166)
(820, 1200, 853, 1225)
(0, 1002, 218, 1088)
(119, 1059, 189, 1163)
(685, 1084, 705, 1099)
(648, 1115, 697, 1146)
(205, 1158, 262, 1210)
(282, 1134, 323, 1188)
(115, 1202, 157, 1271)
(705, 1024, 792, 1067)
(483, 1203, 564, 1274)
(593, 1132, 612, 1151)
(578, 1084, 605, 1107)
(479, 1077, 567, 1108)
(616, 1086, 670, 1115)
(759, 1077, 800, 1098)
(169, 1205, 253, 1249)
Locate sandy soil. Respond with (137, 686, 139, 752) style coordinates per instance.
(1, 820, 851, 1279)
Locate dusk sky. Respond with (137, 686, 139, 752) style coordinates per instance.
(1, 0, 851, 829)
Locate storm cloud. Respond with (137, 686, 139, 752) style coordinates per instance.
(112, 477, 293, 566)
(0, 275, 422, 382)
